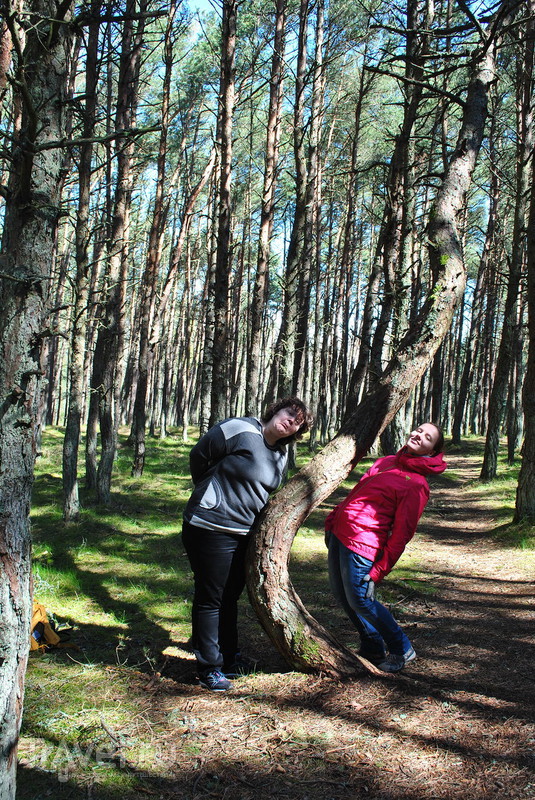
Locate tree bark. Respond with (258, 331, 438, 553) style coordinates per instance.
(0, 1, 74, 795)
(335, 48, 373, 417)
(63, 0, 100, 519)
(245, 0, 287, 415)
(480, 19, 533, 479)
(514, 0, 535, 520)
(370, 0, 431, 388)
(292, 0, 325, 398)
(88, 0, 145, 503)
(246, 1, 516, 677)
(131, 1, 176, 477)
(210, 0, 237, 425)
(267, 0, 310, 401)
(507, 294, 525, 463)
(515, 208, 535, 518)
(451, 255, 486, 443)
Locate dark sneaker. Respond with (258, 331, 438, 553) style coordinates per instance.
(377, 647, 416, 673)
(223, 654, 257, 678)
(198, 669, 233, 691)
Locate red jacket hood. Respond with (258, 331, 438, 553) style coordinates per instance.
(395, 446, 447, 476)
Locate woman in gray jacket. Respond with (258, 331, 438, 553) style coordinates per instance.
(182, 397, 312, 691)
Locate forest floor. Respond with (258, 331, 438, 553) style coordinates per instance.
(18, 441, 535, 800)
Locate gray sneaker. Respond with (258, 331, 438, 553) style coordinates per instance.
(198, 669, 233, 691)
(377, 647, 416, 673)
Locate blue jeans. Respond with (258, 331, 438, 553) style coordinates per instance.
(327, 532, 412, 658)
(182, 521, 248, 673)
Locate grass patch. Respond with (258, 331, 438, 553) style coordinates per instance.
(492, 519, 535, 548)
(449, 436, 535, 543)
(23, 427, 200, 796)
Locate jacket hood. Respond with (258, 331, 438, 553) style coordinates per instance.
(395, 446, 447, 476)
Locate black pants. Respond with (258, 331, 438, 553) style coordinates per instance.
(182, 521, 249, 673)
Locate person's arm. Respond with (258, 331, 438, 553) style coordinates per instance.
(189, 424, 227, 484)
(368, 481, 429, 583)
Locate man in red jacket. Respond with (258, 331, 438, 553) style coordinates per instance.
(325, 422, 446, 673)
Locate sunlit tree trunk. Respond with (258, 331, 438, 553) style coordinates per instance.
(63, 0, 100, 519)
(336, 57, 372, 416)
(88, 0, 145, 503)
(245, 0, 287, 415)
(210, 0, 237, 424)
(266, 0, 310, 402)
(451, 258, 486, 443)
(131, 2, 176, 477)
(292, 0, 325, 398)
(370, 0, 430, 391)
(0, 2, 74, 795)
(480, 26, 533, 479)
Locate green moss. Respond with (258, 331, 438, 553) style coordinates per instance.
(293, 626, 321, 660)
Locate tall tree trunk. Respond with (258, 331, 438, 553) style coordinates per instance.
(480, 28, 533, 479)
(336, 48, 372, 414)
(507, 293, 525, 463)
(89, 0, 145, 503)
(199, 171, 218, 434)
(85, 24, 115, 492)
(0, 2, 73, 796)
(269, 0, 310, 400)
(514, 0, 535, 521)
(63, 0, 100, 519)
(292, 0, 325, 398)
(245, 0, 287, 415)
(451, 258, 486, 443)
(370, 0, 430, 387)
(246, 1, 517, 677)
(43, 240, 69, 425)
(210, 0, 237, 425)
(131, 2, 176, 477)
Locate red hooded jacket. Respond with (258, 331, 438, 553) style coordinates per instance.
(325, 447, 447, 583)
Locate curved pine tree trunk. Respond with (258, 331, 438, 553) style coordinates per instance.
(246, 0, 517, 677)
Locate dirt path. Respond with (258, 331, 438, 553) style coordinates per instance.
(143, 451, 535, 800)
(411, 452, 535, 710)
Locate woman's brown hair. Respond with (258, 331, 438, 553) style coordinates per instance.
(261, 397, 313, 444)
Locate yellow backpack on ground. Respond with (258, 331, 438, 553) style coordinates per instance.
(30, 601, 62, 651)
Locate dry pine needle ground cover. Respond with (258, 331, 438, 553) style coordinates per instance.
(18, 444, 535, 800)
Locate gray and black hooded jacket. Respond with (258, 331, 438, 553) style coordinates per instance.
(183, 417, 288, 535)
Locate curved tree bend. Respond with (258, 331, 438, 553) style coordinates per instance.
(246, 0, 518, 679)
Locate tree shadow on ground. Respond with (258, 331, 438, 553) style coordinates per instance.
(31, 510, 192, 674)
(17, 660, 535, 800)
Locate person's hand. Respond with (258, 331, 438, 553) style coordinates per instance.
(324, 530, 332, 548)
(363, 575, 375, 600)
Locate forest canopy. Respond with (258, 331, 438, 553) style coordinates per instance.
(2, 0, 531, 477)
